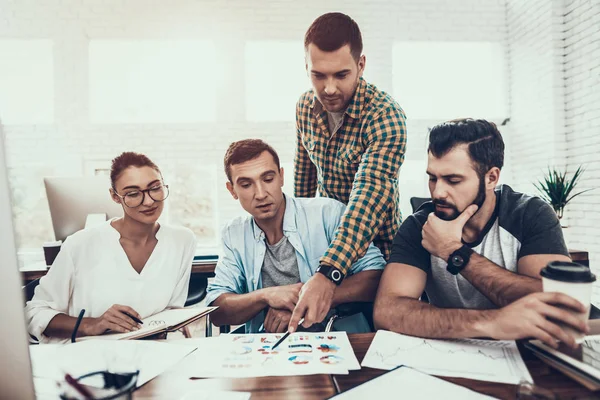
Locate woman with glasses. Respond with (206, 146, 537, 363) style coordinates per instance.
(25, 152, 196, 343)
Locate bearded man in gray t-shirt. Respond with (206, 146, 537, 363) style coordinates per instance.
(374, 118, 589, 350)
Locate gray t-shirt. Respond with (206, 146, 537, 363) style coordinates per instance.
(327, 111, 345, 136)
(388, 184, 569, 310)
(261, 236, 301, 288)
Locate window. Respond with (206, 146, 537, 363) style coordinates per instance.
(0, 40, 54, 124)
(393, 41, 508, 120)
(245, 41, 309, 122)
(89, 40, 217, 123)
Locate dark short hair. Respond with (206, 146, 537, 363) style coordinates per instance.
(428, 118, 505, 178)
(110, 152, 161, 188)
(224, 139, 281, 182)
(304, 12, 363, 61)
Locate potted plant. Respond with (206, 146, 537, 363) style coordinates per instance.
(534, 166, 593, 224)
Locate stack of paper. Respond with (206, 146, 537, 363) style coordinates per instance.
(362, 330, 532, 384)
(185, 332, 360, 378)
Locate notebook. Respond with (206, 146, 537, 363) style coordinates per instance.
(525, 338, 600, 391)
(78, 307, 217, 341)
(525, 342, 600, 391)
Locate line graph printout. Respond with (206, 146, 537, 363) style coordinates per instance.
(362, 330, 533, 384)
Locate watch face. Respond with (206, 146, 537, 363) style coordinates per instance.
(452, 255, 464, 267)
(331, 270, 342, 282)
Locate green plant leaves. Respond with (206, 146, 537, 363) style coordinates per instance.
(534, 165, 593, 219)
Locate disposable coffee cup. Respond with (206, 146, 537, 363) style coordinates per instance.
(43, 240, 62, 266)
(540, 261, 596, 340)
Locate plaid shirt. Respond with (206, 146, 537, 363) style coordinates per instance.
(294, 77, 407, 274)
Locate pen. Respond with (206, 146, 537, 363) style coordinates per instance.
(71, 309, 85, 343)
(123, 312, 143, 325)
(64, 373, 94, 399)
(271, 318, 304, 351)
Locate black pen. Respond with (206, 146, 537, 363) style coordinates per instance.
(71, 309, 85, 343)
(271, 318, 304, 351)
(123, 312, 143, 325)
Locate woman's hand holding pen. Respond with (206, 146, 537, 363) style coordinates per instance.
(80, 304, 143, 336)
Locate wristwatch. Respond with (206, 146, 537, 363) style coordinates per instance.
(446, 245, 473, 275)
(316, 265, 344, 286)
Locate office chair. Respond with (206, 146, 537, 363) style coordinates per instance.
(410, 197, 431, 213)
(23, 278, 40, 305)
(184, 274, 208, 307)
(324, 302, 374, 333)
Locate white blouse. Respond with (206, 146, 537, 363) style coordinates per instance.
(25, 219, 196, 343)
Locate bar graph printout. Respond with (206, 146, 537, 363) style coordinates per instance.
(362, 330, 533, 384)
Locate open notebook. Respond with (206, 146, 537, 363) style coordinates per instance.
(78, 307, 217, 341)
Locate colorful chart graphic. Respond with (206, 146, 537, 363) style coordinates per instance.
(316, 335, 337, 340)
(320, 355, 343, 365)
(232, 346, 252, 355)
(257, 345, 279, 355)
(261, 336, 281, 344)
(288, 344, 313, 353)
(222, 356, 252, 369)
(289, 355, 312, 365)
(317, 344, 340, 353)
(233, 336, 255, 343)
(290, 335, 310, 342)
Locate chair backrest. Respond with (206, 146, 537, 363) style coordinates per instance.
(184, 274, 208, 307)
(23, 278, 40, 305)
(333, 302, 375, 332)
(410, 197, 431, 213)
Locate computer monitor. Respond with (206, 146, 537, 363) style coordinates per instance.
(44, 176, 123, 242)
(0, 133, 36, 399)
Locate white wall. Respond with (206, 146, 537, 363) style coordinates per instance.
(562, 0, 600, 267)
(506, 0, 600, 270)
(0, 0, 508, 262)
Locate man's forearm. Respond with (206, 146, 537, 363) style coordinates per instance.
(461, 252, 542, 307)
(374, 295, 492, 339)
(332, 271, 382, 307)
(210, 291, 269, 326)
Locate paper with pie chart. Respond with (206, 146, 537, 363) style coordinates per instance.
(362, 330, 533, 384)
(187, 332, 359, 377)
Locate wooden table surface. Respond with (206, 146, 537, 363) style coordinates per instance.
(134, 351, 336, 399)
(134, 333, 597, 400)
(21, 249, 590, 284)
(21, 262, 217, 283)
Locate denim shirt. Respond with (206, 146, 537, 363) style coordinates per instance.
(206, 195, 386, 333)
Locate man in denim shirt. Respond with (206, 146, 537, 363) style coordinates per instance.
(207, 139, 385, 334)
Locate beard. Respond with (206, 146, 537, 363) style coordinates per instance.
(433, 177, 486, 221)
(318, 77, 360, 113)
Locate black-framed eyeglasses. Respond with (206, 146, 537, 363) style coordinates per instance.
(112, 184, 170, 208)
(60, 370, 139, 400)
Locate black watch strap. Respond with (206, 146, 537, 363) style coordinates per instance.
(316, 265, 344, 286)
(446, 245, 473, 275)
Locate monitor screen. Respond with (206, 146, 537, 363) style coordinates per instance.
(44, 176, 123, 242)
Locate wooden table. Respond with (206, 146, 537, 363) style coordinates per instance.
(134, 352, 336, 399)
(134, 333, 596, 399)
(20, 262, 217, 283)
(20, 250, 590, 284)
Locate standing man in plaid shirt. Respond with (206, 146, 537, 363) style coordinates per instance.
(289, 12, 407, 332)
